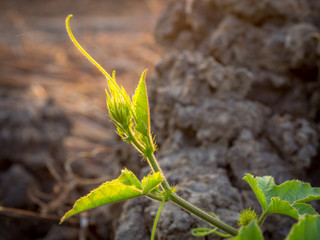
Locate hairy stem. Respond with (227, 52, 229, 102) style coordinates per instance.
(127, 111, 237, 236)
(145, 151, 238, 236)
(170, 193, 238, 236)
(258, 211, 267, 226)
(147, 153, 171, 192)
(127, 128, 171, 192)
(126, 128, 145, 153)
(146, 193, 163, 202)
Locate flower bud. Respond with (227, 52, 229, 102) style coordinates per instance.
(237, 208, 258, 227)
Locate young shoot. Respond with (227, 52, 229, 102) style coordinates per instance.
(60, 15, 320, 240)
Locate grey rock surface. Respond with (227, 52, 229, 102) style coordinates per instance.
(115, 198, 151, 240)
(115, 0, 320, 239)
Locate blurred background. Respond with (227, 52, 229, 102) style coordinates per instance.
(0, 0, 319, 240)
(0, 0, 172, 239)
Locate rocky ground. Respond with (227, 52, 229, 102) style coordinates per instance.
(0, 0, 319, 240)
(115, 0, 320, 239)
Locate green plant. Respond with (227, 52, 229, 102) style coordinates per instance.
(61, 15, 320, 239)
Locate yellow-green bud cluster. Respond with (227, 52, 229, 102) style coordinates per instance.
(237, 208, 258, 227)
(106, 77, 132, 131)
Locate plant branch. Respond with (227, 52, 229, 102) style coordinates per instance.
(127, 128, 171, 192)
(147, 153, 171, 192)
(258, 211, 267, 226)
(65, 14, 238, 237)
(151, 200, 165, 240)
(143, 140, 238, 236)
(170, 193, 238, 236)
(144, 148, 238, 236)
(126, 128, 145, 153)
(146, 193, 163, 202)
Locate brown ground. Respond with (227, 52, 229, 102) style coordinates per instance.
(0, 0, 172, 239)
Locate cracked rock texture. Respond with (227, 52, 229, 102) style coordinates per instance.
(115, 0, 320, 239)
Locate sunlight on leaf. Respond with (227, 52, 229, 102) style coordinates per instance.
(60, 168, 162, 223)
(141, 171, 163, 194)
(132, 70, 150, 137)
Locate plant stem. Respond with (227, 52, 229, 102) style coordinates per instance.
(127, 128, 171, 192)
(148, 153, 237, 236)
(126, 128, 145, 153)
(147, 153, 171, 192)
(146, 193, 163, 202)
(151, 200, 165, 240)
(147, 153, 237, 236)
(127, 129, 238, 236)
(66, 14, 238, 237)
(258, 211, 267, 226)
(170, 193, 238, 236)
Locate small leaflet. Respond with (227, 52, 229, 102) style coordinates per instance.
(60, 168, 162, 223)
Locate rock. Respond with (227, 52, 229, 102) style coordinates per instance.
(0, 164, 35, 208)
(175, 98, 269, 143)
(115, 197, 151, 240)
(114, 0, 320, 239)
(208, 0, 312, 25)
(226, 129, 293, 188)
(154, 1, 188, 48)
(266, 114, 319, 170)
(285, 23, 320, 72)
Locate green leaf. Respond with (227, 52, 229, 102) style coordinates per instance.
(265, 197, 299, 219)
(243, 174, 270, 211)
(292, 203, 319, 216)
(141, 171, 163, 194)
(60, 168, 162, 223)
(121, 168, 143, 190)
(243, 174, 320, 220)
(285, 215, 320, 240)
(229, 221, 264, 240)
(132, 70, 150, 137)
